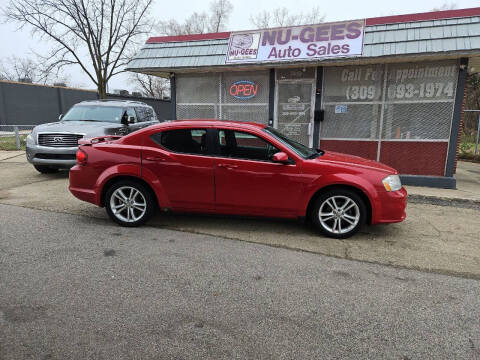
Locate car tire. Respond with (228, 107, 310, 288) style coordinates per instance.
(34, 165, 59, 174)
(310, 188, 366, 239)
(105, 180, 155, 227)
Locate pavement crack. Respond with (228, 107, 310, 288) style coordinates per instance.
(0, 153, 24, 161)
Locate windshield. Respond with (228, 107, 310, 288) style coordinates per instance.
(264, 127, 320, 159)
(62, 105, 124, 123)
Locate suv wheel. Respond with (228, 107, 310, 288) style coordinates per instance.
(34, 165, 59, 174)
(311, 189, 366, 239)
(105, 180, 155, 227)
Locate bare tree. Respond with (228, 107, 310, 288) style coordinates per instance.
(0, 55, 68, 85)
(131, 73, 170, 99)
(209, 0, 233, 33)
(431, 2, 457, 11)
(156, 0, 233, 36)
(250, 7, 324, 28)
(136, 0, 232, 97)
(0, 56, 40, 82)
(4, 0, 154, 98)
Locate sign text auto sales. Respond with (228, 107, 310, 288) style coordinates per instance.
(226, 20, 365, 64)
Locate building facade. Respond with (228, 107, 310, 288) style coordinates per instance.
(127, 8, 480, 188)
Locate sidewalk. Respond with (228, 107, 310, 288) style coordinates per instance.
(0, 150, 24, 161)
(406, 161, 480, 205)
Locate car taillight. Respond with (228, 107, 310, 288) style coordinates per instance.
(76, 149, 87, 165)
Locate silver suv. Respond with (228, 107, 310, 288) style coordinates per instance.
(26, 99, 159, 173)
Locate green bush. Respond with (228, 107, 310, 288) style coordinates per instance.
(459, 152, 480, 162)
(460, 142, 474, 154)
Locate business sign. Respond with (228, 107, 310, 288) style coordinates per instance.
(229, 80, 258, 99)
(226, 20, 365, 64)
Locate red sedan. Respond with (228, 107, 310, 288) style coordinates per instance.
(69, 120, 407, 238)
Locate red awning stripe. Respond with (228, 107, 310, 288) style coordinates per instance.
(365, 7, 480, 26)
(146, 32, 231, 44)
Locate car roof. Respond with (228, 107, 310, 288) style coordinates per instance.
(75, 99, 151, 107)
(151, 119, 267, 130)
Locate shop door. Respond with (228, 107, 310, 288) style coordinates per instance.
(275, 81, 315, 147)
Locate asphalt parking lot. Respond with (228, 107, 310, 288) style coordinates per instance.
(2, 204, 480, 359)
(1, 152, 480, 279)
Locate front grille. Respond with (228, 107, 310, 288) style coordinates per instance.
(35, 153, 76, 160)
(38, 133, 83, 147)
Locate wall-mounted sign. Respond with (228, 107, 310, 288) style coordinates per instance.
(226, 20, 365, 64)
(229, 80, 258, 99)
(335, 104, 348, 113)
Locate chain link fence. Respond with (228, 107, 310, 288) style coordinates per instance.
(0, 125, 36, 151)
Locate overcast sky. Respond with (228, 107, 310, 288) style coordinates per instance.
(0, 0, 479, 91)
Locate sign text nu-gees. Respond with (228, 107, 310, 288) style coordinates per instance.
(226, 20, 365, 64)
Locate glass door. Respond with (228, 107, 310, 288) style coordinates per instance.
(275, 81, 315, 147)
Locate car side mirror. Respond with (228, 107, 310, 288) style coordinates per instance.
(121, 111, 129, 126)
(272, 152, 289, 164)
(58, 114, 63, 120)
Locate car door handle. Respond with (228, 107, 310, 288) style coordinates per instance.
(217, 163, 238, 169)
(145, 156, 166, 161)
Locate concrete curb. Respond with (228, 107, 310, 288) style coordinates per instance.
(408, 194, 480, 210)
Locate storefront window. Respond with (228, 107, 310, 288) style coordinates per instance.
(382, 60, 457, 140)
(176, 74, 219, 103)
(320, 60, 458, 142)
(321, 64, 384, 140)
(176, 71, 270, 124)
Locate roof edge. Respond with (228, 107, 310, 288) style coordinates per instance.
(365, 7, 480, 26)
(146, 7, 480, 44)
(146, 32, 231, 44)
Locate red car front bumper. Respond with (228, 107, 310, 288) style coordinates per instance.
(373, 187, 408, 224)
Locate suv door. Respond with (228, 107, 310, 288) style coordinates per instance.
(213, 129, 303, 217)
(142, 127, 215, 211)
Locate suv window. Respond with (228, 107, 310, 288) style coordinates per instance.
(63, 105, 124, 123)
(218, 130, 279, 162)
(126, 108, 137, 123)
(136, 106, 155, 122)
(151, 129, 208, 155)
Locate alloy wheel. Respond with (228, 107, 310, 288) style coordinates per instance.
(318, 195, 360, 235)
(109, 186, 147, 223)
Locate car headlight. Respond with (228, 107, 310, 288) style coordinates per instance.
(382, 174, 402, 192)
(26, 133, 35, 145)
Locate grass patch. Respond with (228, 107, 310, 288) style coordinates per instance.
(459, 132, 478, 161)
(0, 135, 27, 151)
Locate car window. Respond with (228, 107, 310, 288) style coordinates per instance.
(264, 127, 318, 159)
(136, 107, 155, 122)
(151, 129, 208, 155)
(217, 130, 279, 162)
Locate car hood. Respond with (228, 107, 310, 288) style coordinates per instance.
(33, 121, 124, 137)
(313, 151, 397, 174)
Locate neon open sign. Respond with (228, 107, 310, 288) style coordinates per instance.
(229, 80, 258, 99)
